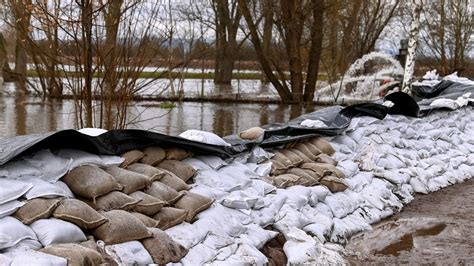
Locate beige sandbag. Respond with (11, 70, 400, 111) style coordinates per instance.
(300, 162, 325, 177)
(288, 149, 312, 163)
(62, 165, 122, 200)
(104, 166, 150, 194)
(309, 138, 335, 155)
(157, 160, 196, 182)
(172, 191, 214, 222)
(303, 142, 323, 156)
(158, 169, 191, 191)
(13, 198, 61, 225)
(141, 228, 188, 264)
(140, 146, 166, 166)
(145, 182, 183, 204)
(314, 154, 337, 166)
(320, 176, 348, 193)
(268, 174, 307, 188)
(272, 152, 294, 168)
(315, 163, 346, 179)
(293, 143, 318, 160)
(286, 168, 319, 186)
(53, 199, 108, 230)
(130, 212, 160, 228)
(277, 150, 303, 167)
(120, 150, 145, 168)
(86, 191, 141, 212)
(165, 148, 193, 161)
(239, 127, 265, 140)
(40, 243, 104, 266)
(93, 210, 151, 245)
(269, 159, 287, 176)
(152, 207, 188, 230)
(129, 191, 167, 216)
(126, 163, 166, 182)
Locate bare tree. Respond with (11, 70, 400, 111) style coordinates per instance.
(10, 0, 32, 94)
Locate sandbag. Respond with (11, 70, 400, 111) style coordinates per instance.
(52, 199, 108, 230)
(61, 165, 122, 200)
(289, 149, 313, 163)
(320, 176, 348, 193)
(140, 146, 166, 166)
(303, 142, 323, 157)
(2, 250, 67, 266)
(101, 240, 153, 265)
(104, 166, 150, 194)
(269, 159, 287, 175)
(130, 212, 160, 228)
(309, 138, 335, 155)
(141, 227, 188, 264)
(0, 179, 32, 204)
(157, 160, 196, 182)
(86, 191, 141, 212)
(93, 210, 152, 245)
(158, 169, 191, 191)
(277, 150, 303, 167)
(315, 163, 346, 179)
(293, 143, 318, 160)
(40, 243, 104, 266)
(153, 207, 188, 230)
(165, 148, 193, 160)
(129, 191, 167, 216)
(0, 200, 25, 219)
(120, 150, 144, 168)
(286, 168, 319, 186)
(239, 127, 265, 140)
(13, 198, 61, 225)
(145, 181, 183, 204)
(268, 174, 308, 188)
(314, 154, 337, 166)
(0, 216, 38, 250)
(2, 238, 43, 252)
(172, 191, 214, 222)
(126, 163, 165, 182)
(271, 152, 294, 168)
(31, 218, 87, 246)
(23, 179, 74, 200)
(300, 162, 325, 178)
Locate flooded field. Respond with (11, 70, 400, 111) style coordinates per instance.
(0, 95, 318, 138)
(346, 177, 474, 264)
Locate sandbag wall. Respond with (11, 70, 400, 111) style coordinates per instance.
(0, 146, 215, 265)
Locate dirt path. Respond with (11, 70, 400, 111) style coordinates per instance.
(346, 177, 474, 264)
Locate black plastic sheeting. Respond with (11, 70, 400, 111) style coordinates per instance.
(0, 81, 472, 166)
(0, 129, 248, 166)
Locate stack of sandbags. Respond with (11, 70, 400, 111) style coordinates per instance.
(262, 138, 348, 193)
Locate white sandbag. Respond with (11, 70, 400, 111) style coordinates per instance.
(195, 205, 251, 237)
(99, 155, 125, 166)
(78, 128, 107, 136)
(0, 160, 42, 179)
(179, 129, 231, 146)
(308, 186, 330, 205)
(30, 218, 87, 246)
(239, 224, 278, 249)
(314, 202, 334, 219)
(333, 135, 358, 152)
(429, 98, 459, 110)
(3, 250, 67, 266)
(300, 119, 327, 128)
(0, 200, 24, 219)
(22, 149, 72, 183)
(0, 179, 32, 204)
(301, 206, 334, 242)
(345, 172, 373, 192)
(324, 191, 362, 219)
(278, 186, 312, 210)
(21, 178, 74, 200)
(374, 170, 410, 185)
(347, 128, 368, 143)
(0, 216, 38, 250)
(194, 169, 251, 193)
(215, 244, 268, 265)
(248, 146, 272, 164)
(165, 222, 209, 250)
(201, 232, 235, 250)
(189, 185, 229, 200)
(330, 212, 372, 244)
(193, 155, 228, 170)
(56, 149, 104, 169)
(2, 238, 43, 252)
(273, 205, 312, 233)
(248, 193, 287, 227)
(283, 227, 320, 264)
(101, 240, 153, 265)
(182, 158, 212, 171)
(179, 243, 218, 266)
(250, 162, 272, 177)
(337, 160, 359, 178)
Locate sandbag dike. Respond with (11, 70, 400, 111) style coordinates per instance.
(0, 106, 473, 265)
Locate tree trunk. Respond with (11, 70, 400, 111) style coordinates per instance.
(303, 0, 325, 104)
(261, 0, 273, 83)
(12, 0, 32, 95)
(81, 0, 94, 127)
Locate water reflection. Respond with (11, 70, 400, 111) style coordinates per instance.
(0, 95, 320, 138)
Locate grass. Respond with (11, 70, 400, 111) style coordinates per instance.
(158, 101, 176, 109)
(26, 70, 328, 81)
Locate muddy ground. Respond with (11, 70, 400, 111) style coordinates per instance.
(346, 177, 474, 265)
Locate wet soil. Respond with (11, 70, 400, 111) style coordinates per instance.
(346, 177, 474, 265)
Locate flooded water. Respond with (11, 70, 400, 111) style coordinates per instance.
(346, 178, 474, 264)
(0, 95, 317, 138)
